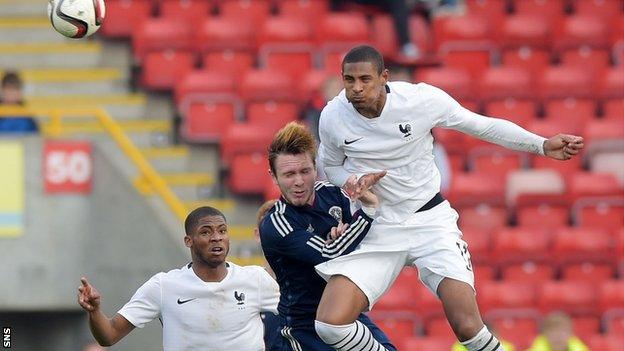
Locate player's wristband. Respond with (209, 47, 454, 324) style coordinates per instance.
(361, 206, 377, 217)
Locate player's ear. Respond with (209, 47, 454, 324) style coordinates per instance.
(269, 169, 278, 185)
(184, 234, 192, 248)
(381, 69, 389, 84)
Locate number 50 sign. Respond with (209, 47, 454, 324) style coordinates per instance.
(43, 141, 93, 193)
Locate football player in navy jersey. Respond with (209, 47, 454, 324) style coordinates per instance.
(259, 122, 395, 351)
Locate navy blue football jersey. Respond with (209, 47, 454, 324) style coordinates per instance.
(259, 181, 374, 328)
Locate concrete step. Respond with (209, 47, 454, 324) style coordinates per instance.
(1, 68, 128, 95)
(0, 42, 102, 69)
(133, 172, 216, 195)
(0, 0, 47, 17)
(27, 94, 146, 119)
(0, 17, 68, 43)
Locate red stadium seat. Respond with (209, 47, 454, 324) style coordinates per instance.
(492, 227, 551, 264)
(599, 280, 624, 313)
(513, 0, 566, 24)
(532, 153, 582, 175)
(415, 67, 473, 100)
(220, 123, 275, 165)
(572, 197, 624, 230)
(584, 120, 624, 147)
(604, 313, 624, 336)
(256, 16, 314, 48)
(485, 99, 536, 127)
(174, 70, 236, 105)
(562, 262, 615, 282)
(440, 50, 492, 79)
(478, 281, 538, 312)
(501, 262, 555, 283)
(543, 97, 596, 128)
(399, 336, 455, 351)
(239, 69, 298, 103)
(514, 192, 570, 229)
(141, 50, 195, 90)
(132, 18, 193, 62)
(201, 51, 254, 79)
(572, 316, 600, 341)
(473, 264, 496, 285)
(478, 66, 534, 101)
(589, 152, 624, 188)
(587, 335, 624, 351)
(465, 0, 507, 20)
(553, 227, 616, 265)
(228, 152, 270, 195)
(263, 51, 314, 81)
(569, 172, 621, 199)
(375, 268, 419, 312)
(182, 101, 237, 142)
(246, 101, 299, 133)
(432, 15, 494, 52)
(371, 14, 432, 60)
(451, 171, 506, 205)
(370, 314, 419, 344)
(219, 0, 271, 27)
(160, 0, 211, 26)
(489, 315, 538, 350)
(263, 179, 281, 201)
(467, 147, 526, 178)
(603, 99, 624, 120)
(499, 14, 552, 49)
(315, 13, 370, 49)
(537, 65, 596, 100)
(457, 203, 507, 232)
(560, 48, 610, 72)
(415, 284, 445, 318)
(425, 317, 455, 339)
(194, 17, 254, 52)
(574, 0, 622, 21)
(599, 67, 624, 98)
(502, 48, 551, 75)
(554, 15, 610, 50)
(460, 228, 491, 264)
(298, 69, 332, 103)
(278, 0, 329, 22)
(100, 0, 151, 38)
(537, 281, 597, 315)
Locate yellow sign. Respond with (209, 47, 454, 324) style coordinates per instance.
(0, 142, 24, 237)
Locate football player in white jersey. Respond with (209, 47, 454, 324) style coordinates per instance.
(77, 206, 279, 351)
(313, 46, 584, 351)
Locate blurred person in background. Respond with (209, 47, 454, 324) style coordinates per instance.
(0, 71, 38, 134)
(77, 206, 279, 350)
(259, 122, 395, 350)
(315, 45, 583, 351)
(526, 312, 588, 351)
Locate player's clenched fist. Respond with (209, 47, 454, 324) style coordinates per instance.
(78, 277, 101, 312)
(544, 134, 584, 161)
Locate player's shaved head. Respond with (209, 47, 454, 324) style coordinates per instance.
(268, 122, 317, 175)
(342, 45, 385, 76)
(185, 206, 226, 235)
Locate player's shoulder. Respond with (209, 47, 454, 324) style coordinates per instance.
(320, 91, 349, 117)
(314, 180, 349, 200)
(259, 199, 300, 238)
(229, 262, 270, 279)
(159, 263, 194, 279)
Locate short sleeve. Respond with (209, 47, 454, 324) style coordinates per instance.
(257, 268, 279, 314)
(117, 273, 163, 328)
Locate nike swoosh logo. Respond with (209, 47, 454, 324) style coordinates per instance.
(344, 137, 363, 145)
(177, 298, 196, 305)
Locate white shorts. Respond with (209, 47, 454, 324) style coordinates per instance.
(315, 200, 474, 310)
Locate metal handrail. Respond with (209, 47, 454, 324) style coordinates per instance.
(0, 106, 187, 221)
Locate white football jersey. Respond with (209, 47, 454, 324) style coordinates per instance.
(118, 262, 279, 351)
(319, 81, 546, 223)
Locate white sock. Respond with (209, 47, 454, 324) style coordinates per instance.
(315, 320, 389, 351)
(460, 325, 504, 351)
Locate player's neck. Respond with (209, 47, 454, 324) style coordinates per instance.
(355, 90, 387, 119)
(192, 261, 228, 282)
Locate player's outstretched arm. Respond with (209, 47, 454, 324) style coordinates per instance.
(543, 134, 584, 160)
(78, 277, 135, 346)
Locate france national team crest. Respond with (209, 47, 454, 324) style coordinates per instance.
(234, 291, 246, 310)
(328, 206, 343, 223)
(399, 123, 413, 141)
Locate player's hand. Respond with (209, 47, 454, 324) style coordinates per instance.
(543, 134, 584, 160)
(326, 222, 349, 244)
(343, 171, 387, 199)
(78, 277, 101, 312)
(359, 189, 380, 209)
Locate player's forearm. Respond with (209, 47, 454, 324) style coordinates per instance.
(87, 310, 121, 346)
(321, 210, 373, 259)
(323, 165, 352, 187)
(450, 107, 547, 155)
